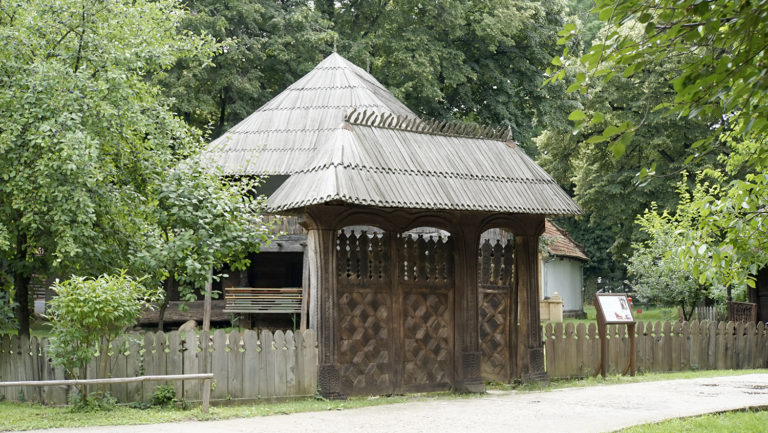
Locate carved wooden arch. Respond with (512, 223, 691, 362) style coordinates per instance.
(479, 213, 546, 236)
(303, 204, 460, 234)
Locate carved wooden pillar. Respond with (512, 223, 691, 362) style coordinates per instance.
(453, 213, 484, 392)
(304, 211, 344, 399)
(515, 216, 547, 383)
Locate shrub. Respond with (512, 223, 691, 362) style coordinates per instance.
(151, 385, 176, 407)
(48, 272, 162, 399)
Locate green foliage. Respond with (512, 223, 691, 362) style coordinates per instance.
(0, 0, 220, 336)
(665, 146, 768, 292)
(48, 273, 162, 396)
(554, 0, 768, 157)
(545, 0, 768, 285)
(621, 410, 768, 433)
(333, 0, 574, 150)
(70, 392, 118, 413)
(162, 0, 335, 137)
(168, 0, 575, 151)
(0, 290, 16, 335)
(538, 25, 714, 281)
(626, 180, 725, 320)
(135, 162, 271, 319)
(150, 385, 176, 407)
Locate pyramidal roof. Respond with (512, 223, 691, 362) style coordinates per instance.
(199, 52, 416, 175)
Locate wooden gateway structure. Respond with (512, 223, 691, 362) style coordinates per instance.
(200, 53, 582, 397)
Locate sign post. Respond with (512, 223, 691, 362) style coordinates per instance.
(594, 293, 636, 378)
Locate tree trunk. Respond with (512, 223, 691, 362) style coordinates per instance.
(157, 297, 168, 332)
(13, 233, 30, 338)
(157, 276, 177, 332)
(13, 272, 30, 338)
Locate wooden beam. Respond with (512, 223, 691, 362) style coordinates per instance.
(138, 301, 229, 325)
(0, 374, 213, 387)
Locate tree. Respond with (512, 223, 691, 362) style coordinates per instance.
(48, 273, 162, 398)
(162, 0, 335, 136)
(0, 0, 218, 336)
(627, 182, 725, 321)
(331, 0, 574, 150)
(537, 24, 715, 284)
(548, 0, 768, 290)
(135, 163, 272, 331)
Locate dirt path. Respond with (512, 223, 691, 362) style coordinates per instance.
(18, 373, 768, 433)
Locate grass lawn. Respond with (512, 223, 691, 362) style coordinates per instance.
(555, 304, 678, 327)
(0, 392, 479, 431)
(619, 409, 768, 433)
(2, 370, 766, 431)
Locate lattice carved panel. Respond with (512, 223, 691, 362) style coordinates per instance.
(337, 230, 389, 289)
(478, 235, 514, 382)
(400, 234, 453, 288)
(479, 292, 509, 381)
(402, 291, 453, 389)
(338, 291, 393, 394)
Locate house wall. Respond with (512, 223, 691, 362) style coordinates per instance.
(542, 257, 583, 313)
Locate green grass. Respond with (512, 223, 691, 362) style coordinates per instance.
(618, 409, 768, 433)
(0, 392, 476, 431)
(2, 370, 766, 431)
(489, 369, 768, 392)
(556, 305, 678, 327)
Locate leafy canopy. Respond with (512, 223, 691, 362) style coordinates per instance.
(627, 178, 726, 321)
(551, 0, 768, 159)
(549, 0, 768, 290)
(0, 0, 270, 336)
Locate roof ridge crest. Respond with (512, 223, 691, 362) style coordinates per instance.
(344, 109, 514, 142)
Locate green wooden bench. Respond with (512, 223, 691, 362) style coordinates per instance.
(223, 287, 303, 314)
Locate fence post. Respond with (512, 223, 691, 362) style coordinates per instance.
(201, 273, 212, 414)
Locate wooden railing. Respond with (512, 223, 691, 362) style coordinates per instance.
(223, 287, 302, 314)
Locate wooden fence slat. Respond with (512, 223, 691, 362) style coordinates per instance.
(242, 330, 259, 399)
(302, 329, 317, 395)
(257, 330, 268, 397)
(141, 333, 155, 401)
(545, 323, 555, 376)
(285, 331, 297, 396)
(110, 335, 127, 402)
(182, 331, 200, 401)
(211, 330, 228, 400)
(274, 331, 287, 396)
(575, 323, 586, 376)
(587, 323, 598, 376)
(166, 331, 183, 399)
(671, 322, 680, 372)
(124, 334, 142, 402)
(228, 331, 243, 399)
(263, 330, 276, 397)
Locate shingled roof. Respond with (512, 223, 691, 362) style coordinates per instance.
(266, 113, 582, 215)
(199, 53, 415, 175)
(543, 220, 589, 261)
(201, 52, 581, 217)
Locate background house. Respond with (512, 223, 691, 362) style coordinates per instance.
(541, 220, 589, 319)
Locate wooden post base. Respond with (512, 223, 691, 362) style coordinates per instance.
(317, 364, 345, 400)
(522, 347, 549, 384)
(456, 352, 485, 393)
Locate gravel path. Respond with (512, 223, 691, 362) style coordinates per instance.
(18, 373, 768, 433)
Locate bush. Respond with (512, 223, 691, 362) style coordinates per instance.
(48, 272, 162, 399)
(151, 385, 176, 407)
